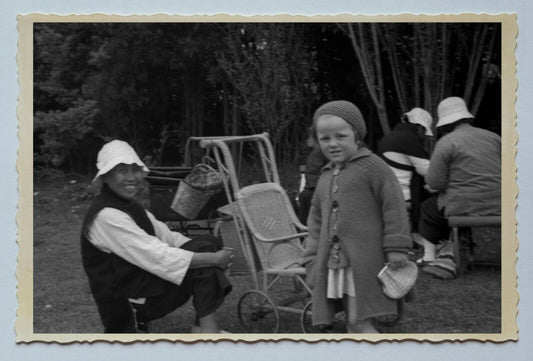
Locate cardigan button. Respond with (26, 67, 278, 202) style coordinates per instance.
(332, 235, 339, 243)
(333, 168, 340, 176)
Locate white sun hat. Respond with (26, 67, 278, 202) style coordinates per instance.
(436, 97, 474, 128)
(404, 107, 433, 136)
(92, 140, 149, 184)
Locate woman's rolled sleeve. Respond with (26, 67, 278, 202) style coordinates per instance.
(147, 211, 191, 248)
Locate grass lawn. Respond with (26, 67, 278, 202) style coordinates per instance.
(32, 176, 501, 334)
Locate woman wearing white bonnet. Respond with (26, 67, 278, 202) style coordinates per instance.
(81, 139, 234, 333)
(377, 107, 433, 200)
(416, 97, 501, 278)
(377, 107, 432, 233)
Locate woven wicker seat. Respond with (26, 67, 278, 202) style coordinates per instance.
(236, 182, 308, 272)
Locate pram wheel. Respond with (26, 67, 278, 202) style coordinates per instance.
(301, 301, 346, 333)
(238, 290, 280, 333)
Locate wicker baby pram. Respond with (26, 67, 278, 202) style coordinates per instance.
(200, 133, 320, 333)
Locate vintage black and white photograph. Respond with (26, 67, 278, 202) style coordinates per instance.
(16, 14, 517, 343)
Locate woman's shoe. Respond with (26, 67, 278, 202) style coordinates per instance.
(415, 258, 433, 267)
(422, 258, 457, 280)
(136, 321, 150, 333)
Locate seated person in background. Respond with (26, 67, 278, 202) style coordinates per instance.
(416, 97, 501, 269)
(377, 107, 433, 232)
(297, 134, 328, 225)
(80, 140, 234, 333)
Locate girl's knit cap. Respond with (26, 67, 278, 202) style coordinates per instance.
(436, 97, 474, 128)
(92, 140, 149, 185)
(404, 107, 433, 136)
(313, 100, 367, 139)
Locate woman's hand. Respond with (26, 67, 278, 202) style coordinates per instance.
(189, 246, 235, 269)
(386, 251, 409, 270)
(215, 247, 235, 270)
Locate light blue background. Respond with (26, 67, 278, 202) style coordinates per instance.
(1, 1, 529, 360)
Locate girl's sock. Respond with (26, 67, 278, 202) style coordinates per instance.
(422, 239, 436, 261)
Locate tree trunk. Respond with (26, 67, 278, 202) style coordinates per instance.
(382, 26, 407, 113)
(344, 23, 390, 135)
(471, 28, 497, 116)
(463, 25, 489, 105)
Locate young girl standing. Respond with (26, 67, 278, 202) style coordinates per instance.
(303, 100, 412, 333)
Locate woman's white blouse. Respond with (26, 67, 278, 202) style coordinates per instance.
(87, 207, 193, 286)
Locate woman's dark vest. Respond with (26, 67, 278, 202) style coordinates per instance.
(376, 122, 431, 229)
(80, 185, 167, 302)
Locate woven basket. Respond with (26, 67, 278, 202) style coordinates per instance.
(377, 261, 418, 299)
(170, 164, 225, 220)
(171, 182, 212, 220)
(184, 164, 225, 194)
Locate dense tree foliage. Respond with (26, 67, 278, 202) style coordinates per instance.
(216, 23, 316, 163)
(33, 22, 502, 174)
